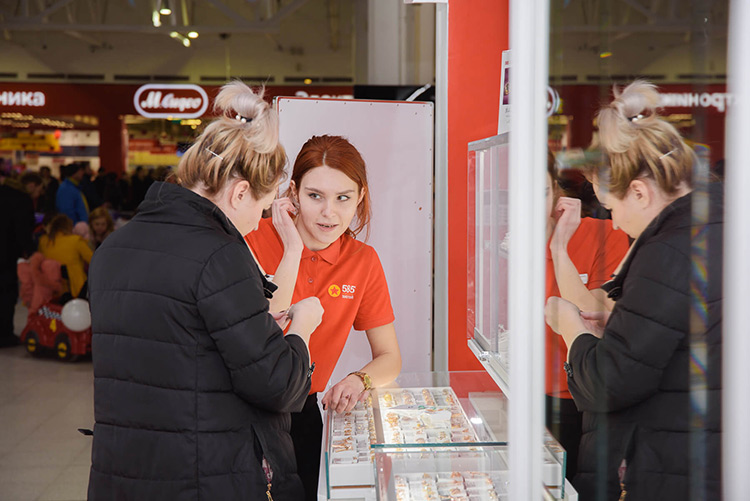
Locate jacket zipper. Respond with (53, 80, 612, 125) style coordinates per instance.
(618, 459, 628, 501)
(262, 456, 273, 501)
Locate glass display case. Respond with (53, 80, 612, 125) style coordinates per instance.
(466, 133, 511, 394)
(324, 372, 570, 500)
(373, 446, 568, 501)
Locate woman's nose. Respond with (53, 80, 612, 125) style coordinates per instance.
(321, 200, 333, 216)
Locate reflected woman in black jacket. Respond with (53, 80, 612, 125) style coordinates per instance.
(546, 81, 722, 500)
(87, 81, 323, 500)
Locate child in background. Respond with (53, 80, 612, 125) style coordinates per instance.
(87, 207, 115, 249)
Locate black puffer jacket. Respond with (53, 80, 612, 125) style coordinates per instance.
(87, 182, 311, 500)
(568, 184, 723, 501)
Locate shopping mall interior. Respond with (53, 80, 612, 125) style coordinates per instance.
(1, 0, 746, 500)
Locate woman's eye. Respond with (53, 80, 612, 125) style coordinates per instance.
(337, 195, 350, 201)
(309, 193, 321, 200)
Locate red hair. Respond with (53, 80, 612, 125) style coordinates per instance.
(288, 135, 372, 240)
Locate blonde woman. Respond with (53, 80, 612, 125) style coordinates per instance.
(87, 81, 323, 501)
(545, 81, 722, 500)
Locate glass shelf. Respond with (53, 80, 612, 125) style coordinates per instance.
(373, 443, 567, 501)
(467, 134, 511, 392)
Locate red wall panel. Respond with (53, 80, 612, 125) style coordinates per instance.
(447, 0, 509, 370)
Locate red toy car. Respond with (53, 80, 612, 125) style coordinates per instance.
(21, 301, 92, 362)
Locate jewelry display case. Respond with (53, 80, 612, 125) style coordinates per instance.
(324, 372, 571, 500)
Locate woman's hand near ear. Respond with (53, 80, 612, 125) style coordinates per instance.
(267, 198, 303, 313)
(550, 197, 582, 253)
(272, 198, 302, 254)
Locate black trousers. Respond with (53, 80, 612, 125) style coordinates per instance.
(545, 394, 583, 481)
(0, 279, 19, 345)
(290, 393, 323, 501)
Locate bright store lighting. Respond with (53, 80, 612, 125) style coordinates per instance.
(599, 51, 613, 58)
(187, 31, 199, 39)
(159, 0, 172, 15)
(169, 31, 191, 47)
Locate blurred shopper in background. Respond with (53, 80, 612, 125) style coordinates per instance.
(87, 81, 323, 501)
(79, 162, 102, 211)
(129, 165, 153, 209)
(38, 214, 93, 299)
(544, 150, 630, 481)
(56, 163, 89, 224)
(38, 166, 60, 214)
(246, 135, 402, 500)
(545, 81, 723, 500)
(20, 171, 44, 211)
(0, 169, 37, 347)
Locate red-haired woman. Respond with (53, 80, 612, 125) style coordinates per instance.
(245, 135, 402, 500)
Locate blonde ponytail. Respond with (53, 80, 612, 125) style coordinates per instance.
(175, 81, 286, 199)
(596, 80, 693, 198)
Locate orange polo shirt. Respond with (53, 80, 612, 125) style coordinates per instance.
(245, 218, 395, 393)
(545, 217, 630, 399)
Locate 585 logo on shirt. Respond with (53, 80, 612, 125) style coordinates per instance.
(328, 284, 356, 299)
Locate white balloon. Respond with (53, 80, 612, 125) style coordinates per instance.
(61, 299, 92, 332)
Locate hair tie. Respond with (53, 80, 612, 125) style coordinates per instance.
(235, 114, 253, 124)
(628, 113, 645, 123)
(205, 148, 224, 160)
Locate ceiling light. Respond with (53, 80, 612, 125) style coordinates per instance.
(152, 11, 161, 27)
(599, 51, 613, 59)
(187, 31, 199, 39)
(159, 0, 172, 15)
(169, 32, 191, 48)
(303, 78, 312, 85)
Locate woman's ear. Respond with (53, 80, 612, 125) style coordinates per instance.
(289, 181, 299, 206)
(629, 179, 651, 207)
(357, 186, 367, 206)
(230, 179, 251, 210)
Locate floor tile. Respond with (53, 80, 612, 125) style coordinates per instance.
(38, 464, 91, 501)
(1, 303, 94, 501)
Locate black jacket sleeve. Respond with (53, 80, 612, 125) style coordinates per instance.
(196, 241, 311, 413)
(567, 240, 688, 413)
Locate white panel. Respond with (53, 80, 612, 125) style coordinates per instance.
(724, 0, 750, 498)
(277, 97, 434, 389)
(432, 1, 449, 371)
(508, 0, 549, 499)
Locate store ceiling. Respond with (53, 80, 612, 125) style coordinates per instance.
(0, 0, 311, 36)
(549, 0, 728, 81)
(0, 0, 729, 84)
(552, 0, 727, 34)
